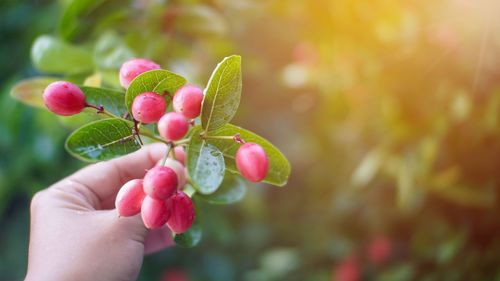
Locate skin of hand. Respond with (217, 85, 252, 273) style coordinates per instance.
(25, 143, 174, 281)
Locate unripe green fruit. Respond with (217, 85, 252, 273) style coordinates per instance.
(115, 179, 145, 217)
(141, 196, 172, 229)
(43, 81, 86, 116)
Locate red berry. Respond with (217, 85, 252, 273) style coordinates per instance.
(173, 146, 186, 166)
(43, 81, 86, 116)
(235, 143, 269, 182)
(156, 158, 187, 189)
(132, 92, 166, 123)
(143, 166, 178, 200)
(141, 196, 171, 229)
(367, 237, 392, 265)
(333, 257, 360, 281)
(119, 58, 161, 88)
(167, 191, 195, 234)
(173, 85, 204, 118)
(158, 112, 189, 141)
(115, 179, 146, 217)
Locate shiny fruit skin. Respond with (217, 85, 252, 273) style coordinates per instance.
(141, 196, 172, 229)
(143, 166, 178, 200)
(164, 158, 187, 189)
(172, 85, 204, 118)
(131, 92, 166, 124)
(235, 143, 269, 182)
(157, 112, 189, 141)
(115, 179, 146, 217)
(119, 58, 161, 88)
(167, 191, 195, 234)
(43, 81, 86, 116)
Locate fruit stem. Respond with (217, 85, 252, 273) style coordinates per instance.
(138, 130, 190, 146)
(132, 119, 144, 146)
(174, 138, 191, 145)
(161, 143, 172, 166)
(200, 133, 245, 144)
(84, 103, 117, 119)
(233, 133, 246, 144)
(170, 148, 177, 161)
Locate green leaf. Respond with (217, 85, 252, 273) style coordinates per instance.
(10, 77, 60, 108)
(58, 114, 98, 129)
(10, 78, 127, 121)
(173, 197, 203, 248)
(187, 127, 225, 194)
(125, 70, 187, 113)
(31, 35, 94, 75)
(80, 86, 128, 117)
(65, 118, 140, 162)
(197, 174, 246, 204)
(206, 124, 291, 186)
(201, 55, 242, 132)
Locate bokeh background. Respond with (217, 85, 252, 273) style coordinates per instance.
(2, 0, 500, 280)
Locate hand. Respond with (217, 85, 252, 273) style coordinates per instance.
(25, 143, 174, 281)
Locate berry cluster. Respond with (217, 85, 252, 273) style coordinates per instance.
(42, 57, 271, 232)
(115, 163, 195, 232)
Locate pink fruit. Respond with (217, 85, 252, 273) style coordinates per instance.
(367, 237, 392, 265)
(172, 85, 204, 118)
(141, 196, 171, 229)
(155, 158, 187, 189)
(43, 81, 86, 116)
(164, 158, 187, 189)
(235, 143, 269, 182)
(131, 92, 166, 123)
(158, 112, 189, 141)
(333, 257, 360, 281)
(167, 191, 195, 234)
(115, 179, 146, 217)
(173, 146, 186, 166)
(143, 166, 178, 200)
(119, 58, 161, 88)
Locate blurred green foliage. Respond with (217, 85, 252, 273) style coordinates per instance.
(2, 0, 500, 280)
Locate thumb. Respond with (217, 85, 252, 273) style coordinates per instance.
(98, 208, 174, 254)
(99, 209, 149, 245)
